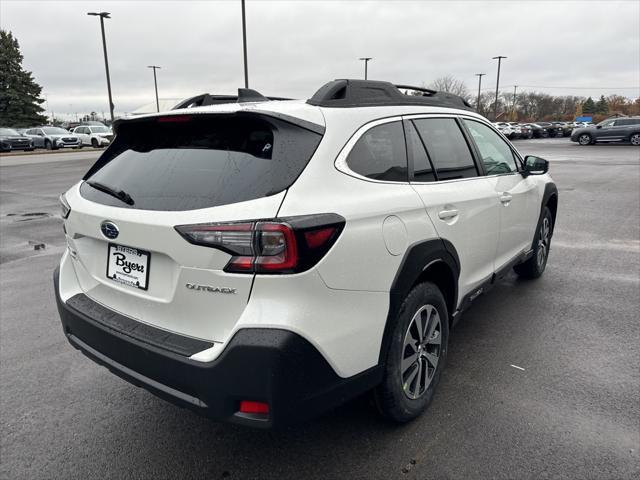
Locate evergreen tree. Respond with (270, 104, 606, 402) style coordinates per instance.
(0, 30, 48, 127)
(595, 95, 609, 115)
(582, 97, 596, 114)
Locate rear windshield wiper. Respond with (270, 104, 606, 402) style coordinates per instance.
(85, 180, 134, 206)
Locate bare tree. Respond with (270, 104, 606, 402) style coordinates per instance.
(425, 75, 470, 99)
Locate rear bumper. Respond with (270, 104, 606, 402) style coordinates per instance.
(54, 267, 382, 428)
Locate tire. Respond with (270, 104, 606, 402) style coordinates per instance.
(630, 133, 640, 146)
(45, 140, 52, 150)
(375, 282, 449, 423)
(541, 130, 549, 138)
(578, 133, 593, 145)
(91, 138, 99, 148)
(514, 206, 553, 279)
(527, 131, 533, 139)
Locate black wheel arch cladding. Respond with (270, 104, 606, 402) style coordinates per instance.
(379, 238, 460, 365)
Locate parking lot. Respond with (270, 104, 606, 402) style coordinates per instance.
(1, 139, 638, 479)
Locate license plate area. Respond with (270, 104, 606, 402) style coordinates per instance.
(106, 243, 150, 290)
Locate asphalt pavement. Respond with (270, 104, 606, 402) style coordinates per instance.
(1, 140, 639, 479)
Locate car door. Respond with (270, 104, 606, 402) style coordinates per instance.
(461, 118, 540, 271)
(406, 116, 500, 301)
(595, 119, 618, 141)
(76, 127, 89, 145)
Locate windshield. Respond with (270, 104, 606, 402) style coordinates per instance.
(81, 114, 322, 211)
(0, 128, 20, 135)
(91, 126, 110, 133)
(42, 127, 69, 134)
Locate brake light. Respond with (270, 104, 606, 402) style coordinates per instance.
(175, 214, 345, 274)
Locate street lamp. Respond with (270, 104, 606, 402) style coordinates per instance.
(492, 55, 507, 121)
(147, 66, 161, 112)
(359, 57, 372, 80)
(475, 73, 486, 113)
(87, 12, 114, 123)
(241, 0, 249, 88)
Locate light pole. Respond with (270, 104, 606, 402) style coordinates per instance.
(241, 0, 249, 88)
(492, 55, 507, 121)
(359, 57, 372, 80)
(147, 66, 161, 112)
(511, 85, 518, 121)
(87, 12, 114, 123)
(475, 73, 485, 113)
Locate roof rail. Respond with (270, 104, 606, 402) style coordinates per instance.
(173, 89, 292, 110)
(306, 79, 473, 110)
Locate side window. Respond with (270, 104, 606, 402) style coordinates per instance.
(346, 121, 408, 182)
(463, 119, 519, 175)
(406, 121, 435, 182)
(412, 118, 478, 180)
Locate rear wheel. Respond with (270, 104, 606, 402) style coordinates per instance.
(630, 133, 640, 146)
(375, 282, 449, 423)
(514, 206, 553, 279)
(578, 133, 593, 145)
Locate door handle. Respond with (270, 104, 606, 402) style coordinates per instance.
(438, 209, 459, 220)
(499, 193, 513, 205)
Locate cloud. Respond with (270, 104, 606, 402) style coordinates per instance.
(2, 0, 638, 118)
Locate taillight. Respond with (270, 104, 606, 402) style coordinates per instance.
(175, 214, 345, 274)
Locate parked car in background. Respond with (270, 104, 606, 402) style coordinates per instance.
(72, 125, 113, 148)
(524, 123, 548, 138)
(518, 124, 534, 139)
(571, 116, 640, 145)
(24, 127, 81, 150)
(0, 128, 34, 152)
(493, 122, 514, 139)
(534, 122, 560, 137)
(551, 122, 572, 137)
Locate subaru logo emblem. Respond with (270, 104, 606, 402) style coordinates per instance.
(100, 221, 119, 240)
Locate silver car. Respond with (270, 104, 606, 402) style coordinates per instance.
(24, 127, 81, 150)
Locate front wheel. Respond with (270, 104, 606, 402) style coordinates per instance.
(630, 133, 640, 146)
(375, 282, 449, 423)
(578, 133, 593, 145)
(514, 207, 553, 279)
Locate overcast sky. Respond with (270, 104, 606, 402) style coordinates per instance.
(2, 0, 639, 119)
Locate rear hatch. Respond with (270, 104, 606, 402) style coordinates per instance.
(64, 111, 323, 344)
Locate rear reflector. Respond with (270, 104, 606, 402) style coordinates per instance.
(175, 214, 345, 274)
(157, 115, 192, 123)
(239, 400, 269, 415)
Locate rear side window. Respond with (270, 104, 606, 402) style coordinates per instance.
(81, 114, 322, 211)
(346, 121, 408, 182)
(412, 118, 478, 180)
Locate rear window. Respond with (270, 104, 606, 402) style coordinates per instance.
(80, 114, 322, 211)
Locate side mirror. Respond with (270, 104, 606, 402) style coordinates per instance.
(596, 125, 602, 129)
(523, 155, 549, 176)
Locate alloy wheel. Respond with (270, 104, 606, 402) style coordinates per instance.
(537, 216, 551, 269)
(401, 304, 442, 400)
(631, 134, 640, 146)
(578, 134, 591, 145)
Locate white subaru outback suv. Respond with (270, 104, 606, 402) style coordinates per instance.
(54, 80, 558, 428)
